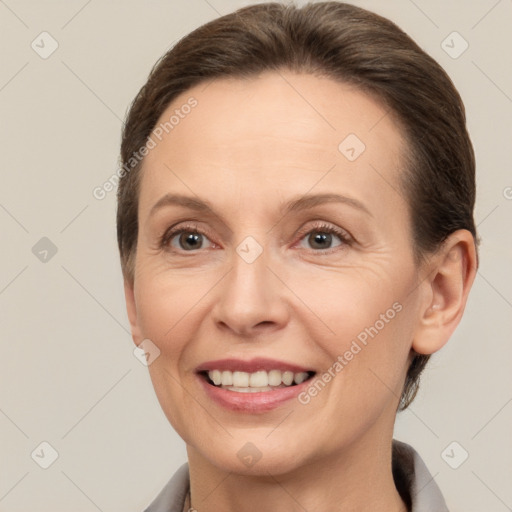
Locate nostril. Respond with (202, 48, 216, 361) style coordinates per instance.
(256, 321, 274, 327)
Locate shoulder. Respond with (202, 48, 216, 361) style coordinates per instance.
(143, 444, 449, 512)
(143, 462, 190, 512)
(392, 439, 450, 512)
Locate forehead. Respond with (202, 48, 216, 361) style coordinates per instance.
(139, 71, 407, 221)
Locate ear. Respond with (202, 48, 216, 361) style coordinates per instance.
(412, 229, 477, 355)
(124, 278, 144, 347)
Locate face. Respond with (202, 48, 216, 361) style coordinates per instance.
(126, 71, 428, 476)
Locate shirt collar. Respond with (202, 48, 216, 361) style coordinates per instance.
(144, 440, 449, 512)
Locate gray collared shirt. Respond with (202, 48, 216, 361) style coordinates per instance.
(144, 440, 449, 512)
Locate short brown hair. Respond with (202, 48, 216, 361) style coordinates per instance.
(117, 2, 478, 410)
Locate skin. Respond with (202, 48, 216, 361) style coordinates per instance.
(124, 71, 477, 511)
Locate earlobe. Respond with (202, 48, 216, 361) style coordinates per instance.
(412, 229, 477, 355)
(124, 279, 143, 347)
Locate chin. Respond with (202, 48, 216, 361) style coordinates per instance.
(213, 448, 306, 477)
(188, 429, 314, 477)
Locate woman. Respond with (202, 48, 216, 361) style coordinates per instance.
(117, 2, 478, 511)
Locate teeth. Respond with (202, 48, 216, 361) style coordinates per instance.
(282, 371, 294, 386)
(268, 369, 281, 386)
(294, 372, 308, 384)
(207, 369, 310, 389)
(233, 371, 249, 387)
(210, 370, 222, 386)
(221, 370, 233, 386)
(249, 370, 268, 387)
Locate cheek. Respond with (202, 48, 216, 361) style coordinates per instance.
(289, 263, 408, 346)
(134, 272, 211, 440)
(295, 298, 414, 453)
(291, 265, 415, 403)
(134, 268, 209, 346)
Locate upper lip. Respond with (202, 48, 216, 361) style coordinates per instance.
(196, 357, 313, 374)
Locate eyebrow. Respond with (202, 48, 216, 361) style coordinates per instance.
(149, 192, 372, 219)
(285, 193, 372, 217)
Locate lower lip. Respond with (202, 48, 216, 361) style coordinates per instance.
(198, 374, 312, 412)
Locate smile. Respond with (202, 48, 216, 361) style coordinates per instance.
(196, 358, 317, 411)
(203, 369, 315, 392)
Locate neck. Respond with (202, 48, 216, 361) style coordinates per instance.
(186, 434, 407, 512)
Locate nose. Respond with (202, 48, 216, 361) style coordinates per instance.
(211, 243, 290, 338)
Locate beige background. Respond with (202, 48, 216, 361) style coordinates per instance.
(1, 0, 511, 510)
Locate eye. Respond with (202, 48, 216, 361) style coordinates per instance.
(296, 222, 351, 252)
(160, 223, 215, 252)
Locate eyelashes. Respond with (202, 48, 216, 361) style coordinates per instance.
(158, 220, 352, 255)
(159, 222, 216, 252)
(293, 222, 351, 252)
